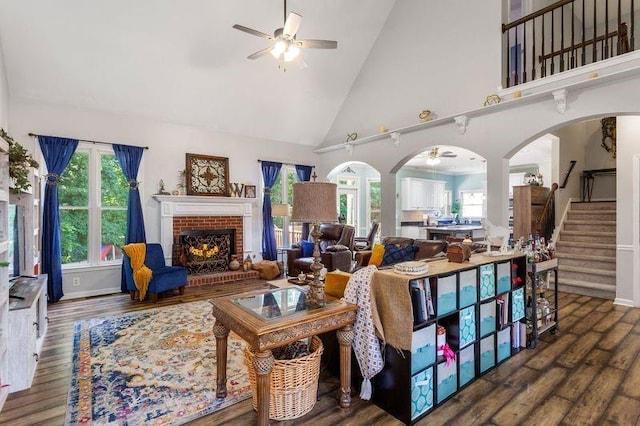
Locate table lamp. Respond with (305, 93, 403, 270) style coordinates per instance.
(291, 181, 337, 307)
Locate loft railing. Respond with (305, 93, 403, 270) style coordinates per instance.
(536, 183, 559, 241)
(503, 0, 636, 88)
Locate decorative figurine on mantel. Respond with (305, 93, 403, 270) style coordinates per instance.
(155, 179, 170, 195)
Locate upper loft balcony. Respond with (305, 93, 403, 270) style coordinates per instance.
(502, 0, 639, 92)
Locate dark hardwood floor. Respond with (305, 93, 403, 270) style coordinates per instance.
(1, 282, 639, 425)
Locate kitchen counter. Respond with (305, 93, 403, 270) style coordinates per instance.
(424, 225, 484, 240)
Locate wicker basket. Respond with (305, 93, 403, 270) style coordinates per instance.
(244, 336, 324, 421)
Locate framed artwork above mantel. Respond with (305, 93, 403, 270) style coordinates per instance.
(185, 153, 230, 196)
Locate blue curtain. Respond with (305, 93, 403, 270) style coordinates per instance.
(261, 161, 282, 260)
(38, 136, 79, 303)
(113, 144, 147, 292)
(295, 165, 313, 240)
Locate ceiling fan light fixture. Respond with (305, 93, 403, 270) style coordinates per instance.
(426, 157, 441, 166)
(271, 39, 287, 58)
(284, 44, 300, 62)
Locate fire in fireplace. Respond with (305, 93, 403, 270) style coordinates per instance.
(178, 229, 235, 274)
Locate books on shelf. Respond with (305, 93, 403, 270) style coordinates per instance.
(410, 279, 434, 324)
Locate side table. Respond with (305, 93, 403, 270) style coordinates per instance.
(210, 287, 357, 426)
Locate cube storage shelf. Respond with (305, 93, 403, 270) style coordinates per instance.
(372, 254, 527, 424)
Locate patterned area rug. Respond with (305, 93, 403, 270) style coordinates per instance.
(66, 300, 251, 425)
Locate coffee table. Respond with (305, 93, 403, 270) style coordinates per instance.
(210, 286, 357, 425)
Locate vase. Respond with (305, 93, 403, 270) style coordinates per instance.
(229, 255, 240, 271)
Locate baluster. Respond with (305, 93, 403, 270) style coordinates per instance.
(593, 0, 597, 62)
(532, 16, 537, 80)
(618, 0, 622, 54)
(605, 0, 609, 58)
(542, 14, 546, 77)
(632, 0, 636, 51)
(551, 8, 555, 74)
(515, 26, 520, 84)
(582, 0, 586, 65)
(561, 4, 565, 71)
(571, 0, 575, 68)
(523, 21, 527, 83)
(505, 25, 510, 88)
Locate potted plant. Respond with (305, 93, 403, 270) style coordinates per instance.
(0, 129, 39, 193)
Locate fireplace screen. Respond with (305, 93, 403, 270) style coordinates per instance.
(179, 229, 235, 274)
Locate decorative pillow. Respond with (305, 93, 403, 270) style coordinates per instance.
(325, 270, 352, 298)
(368, 243, 385, 267)
(299, 240, 314, 257)
(381, 244, 418, 266)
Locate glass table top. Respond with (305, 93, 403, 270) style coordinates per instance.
(232, 287, 333, 320)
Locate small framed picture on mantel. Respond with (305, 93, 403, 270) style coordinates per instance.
(185, 153, 230, 196)
(244, 185, 256, 198)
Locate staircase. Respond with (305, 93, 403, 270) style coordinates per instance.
(555, 201, 616, 299)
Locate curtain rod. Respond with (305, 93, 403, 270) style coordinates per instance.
(257, 159, 315, 168)
(28, 132, 149, 150)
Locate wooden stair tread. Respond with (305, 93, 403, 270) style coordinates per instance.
(559, 230, 616, 236)
(554, 252, 616, 262)
(557, 277, 616, 291)
(564, 220, 616, 225)
(555, 241, 616, 249)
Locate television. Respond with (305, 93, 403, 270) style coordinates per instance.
(8, 203, 24, 283)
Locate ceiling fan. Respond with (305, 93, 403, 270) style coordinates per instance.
(426, 147, 457, 165)
(232, 0, 337, 63)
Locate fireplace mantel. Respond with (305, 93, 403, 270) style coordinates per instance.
(153, 195, 256, 264)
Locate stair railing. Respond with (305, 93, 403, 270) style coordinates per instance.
(502, 0, 636, 88)
(560, 160, 577, 189)
(537, 183, 559, 241)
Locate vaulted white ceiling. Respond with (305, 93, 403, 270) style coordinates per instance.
(0, 0, 396, 145)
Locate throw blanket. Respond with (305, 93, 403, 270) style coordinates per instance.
(343, 265, 383, 400)
(122, 243, 153, 301)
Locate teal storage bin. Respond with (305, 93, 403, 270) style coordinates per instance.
(411, 366, 434, 420)
(459, 268, 477, 308)
(480, 334, 495, 373)
(437, 359, 457, 403)
(497, 327, 511, 363)
(411, 323, 436, 375)
(459, 344, 476, 387)
(480, 300, 496, 337)
(496, 261, 511, 294)
(479, 264, 495, 300)
(436, 274, 457, 316)
(458, 306, 476, 348)
(512, 287, 525, 322)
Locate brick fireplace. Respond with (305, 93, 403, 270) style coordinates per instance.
(153, 195, 259, 286)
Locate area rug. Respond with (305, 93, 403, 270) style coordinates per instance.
(66, 300, 251, 425)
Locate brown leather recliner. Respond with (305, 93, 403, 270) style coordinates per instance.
(286, 223, 355, 277)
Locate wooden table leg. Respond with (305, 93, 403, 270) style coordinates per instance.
(337, 325, 354, 408)
(253, 349, 274, 426)
(213, 320, 229, 399)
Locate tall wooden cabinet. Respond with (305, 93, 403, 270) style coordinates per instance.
(512, 185, 550, 241)
(0, 137, 9, 410)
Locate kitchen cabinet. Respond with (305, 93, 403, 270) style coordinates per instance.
(401, 178, 446, 210)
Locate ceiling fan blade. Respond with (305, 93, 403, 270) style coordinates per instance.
(283, 12, 302, 38)
(298, 39, 338, 49)
(232, 24, 273, 40)
(247, 46, 273, 60)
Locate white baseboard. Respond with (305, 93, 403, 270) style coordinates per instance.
(614, 297, 636, 307)
(61, 287, 123, 300)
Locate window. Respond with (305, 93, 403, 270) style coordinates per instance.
(59, 144, 129, 266)
(269, 165, 300, 247)
(367, 179, 381, 234)
(460, 191, 484, 218)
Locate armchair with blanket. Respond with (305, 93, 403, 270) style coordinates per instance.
(286, 223, 355, 277)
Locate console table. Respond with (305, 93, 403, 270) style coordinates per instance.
(8, 275, 48, 392)
(581, 168, 616, 201)
(210, 287, 357, 426)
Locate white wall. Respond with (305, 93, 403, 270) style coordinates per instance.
(0, 35, 8, 129)
(321, 0, 503, 146)
(8, 98, 318, 298)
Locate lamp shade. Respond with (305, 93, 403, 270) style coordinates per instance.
(271, 203, 290, 217)
(291, 182, 338, 223)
